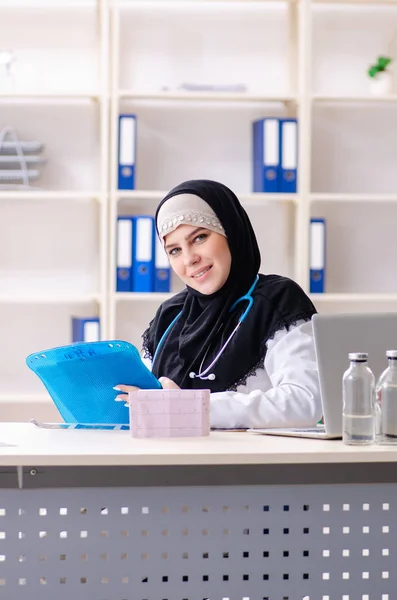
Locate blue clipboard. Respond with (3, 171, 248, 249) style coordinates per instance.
(26, 340, 161, 425)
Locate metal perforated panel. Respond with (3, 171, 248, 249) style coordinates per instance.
(0, 483, 396, 600)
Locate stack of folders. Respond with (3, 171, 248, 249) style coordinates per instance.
(252, 117, 298, 193)
(118, 114, 137, 190)
(116, 215, 171, 293)
(309, 217, 326, 294)
(71, 317, 101, 343)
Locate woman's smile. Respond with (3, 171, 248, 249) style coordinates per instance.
(191, 265, 212, 280)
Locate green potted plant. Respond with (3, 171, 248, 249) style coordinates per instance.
(367, 56, 393, 95)
(367, 55, 393, 96)
(367, 30, 397, 96)
(367, 31, 397, 96)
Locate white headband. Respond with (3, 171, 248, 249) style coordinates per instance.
(157, 193, 226, 240)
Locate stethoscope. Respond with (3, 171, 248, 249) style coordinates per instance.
(152, 274, 259, 381)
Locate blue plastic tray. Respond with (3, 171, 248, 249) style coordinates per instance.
(26, 340, 161, 424)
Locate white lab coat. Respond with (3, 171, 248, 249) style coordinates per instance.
(143, 319, 322, 430)
(210, 319, 322, 429)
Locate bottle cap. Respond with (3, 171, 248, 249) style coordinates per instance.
(348, 352, 368, 362)
(386, 350, 397, 359)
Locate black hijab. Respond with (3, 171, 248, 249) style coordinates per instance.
(142, 179, 317, 392)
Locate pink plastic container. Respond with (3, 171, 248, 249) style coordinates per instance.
(129, 388, 210, 438)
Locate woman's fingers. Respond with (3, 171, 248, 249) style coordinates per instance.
(114, 394, 129, 403)
(114, 384, 140, 406)
(113, 384, 140, 393)
(159, 377, 180, 390)
(113, 380, 181, 407)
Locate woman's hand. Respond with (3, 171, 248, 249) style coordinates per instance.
(114, 377, 181, 405)
(113, 385, 138, 405)
(158, 377, 180, 390)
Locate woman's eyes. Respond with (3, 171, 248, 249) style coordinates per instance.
(168, 233, 208, 256)
(194, 233, 207, 243)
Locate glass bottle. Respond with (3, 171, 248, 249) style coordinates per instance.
(342, 352, 375, 445)
(375, 350, 397, 445)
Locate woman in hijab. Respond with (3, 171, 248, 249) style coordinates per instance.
(115, 179, 322, 429)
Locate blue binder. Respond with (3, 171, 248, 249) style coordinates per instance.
(309, 218, 326, 293)
(279, 118, 298, 193)
(118, 114, 137, 190)
(72, 317, 100, 342)
(252, 117, 280, 193)
(132, 215, 154, 292)
(116, 216, 133, 292)
(154, 231, 171, 293)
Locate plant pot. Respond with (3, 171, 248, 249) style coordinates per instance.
(369, 70, 393, 96)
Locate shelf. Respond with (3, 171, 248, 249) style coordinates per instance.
(115, 190, 298, 205)
(312, 94, 397, 104)
(115, 190, 165, 202)
(115, 0, 296, 6)
(0, 92, 100, 103)
(310, 194, 397, 203)
(312, 0, 397, 4)
(0, 191, 101, 202)
(310, 294, 397, 303)
(0, 1, 98, 8)
(113, 292, 174, 302)
(0, 294, 101, 305)
(240, 193, 298, 206)
(118, 90, 296, 104)
(0, 394, 51, 404)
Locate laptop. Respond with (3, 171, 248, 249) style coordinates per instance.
(251, 312, 397, 439)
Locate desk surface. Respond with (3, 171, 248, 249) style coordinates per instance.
(0, 422, 397, 467)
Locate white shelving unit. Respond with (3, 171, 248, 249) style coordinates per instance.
(108, 0, 303, 346)
(0, 0, 109, 416)
(2, 0, 397, 418)
(309, 0, 397, 315)
(107, 0, 397, 348)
